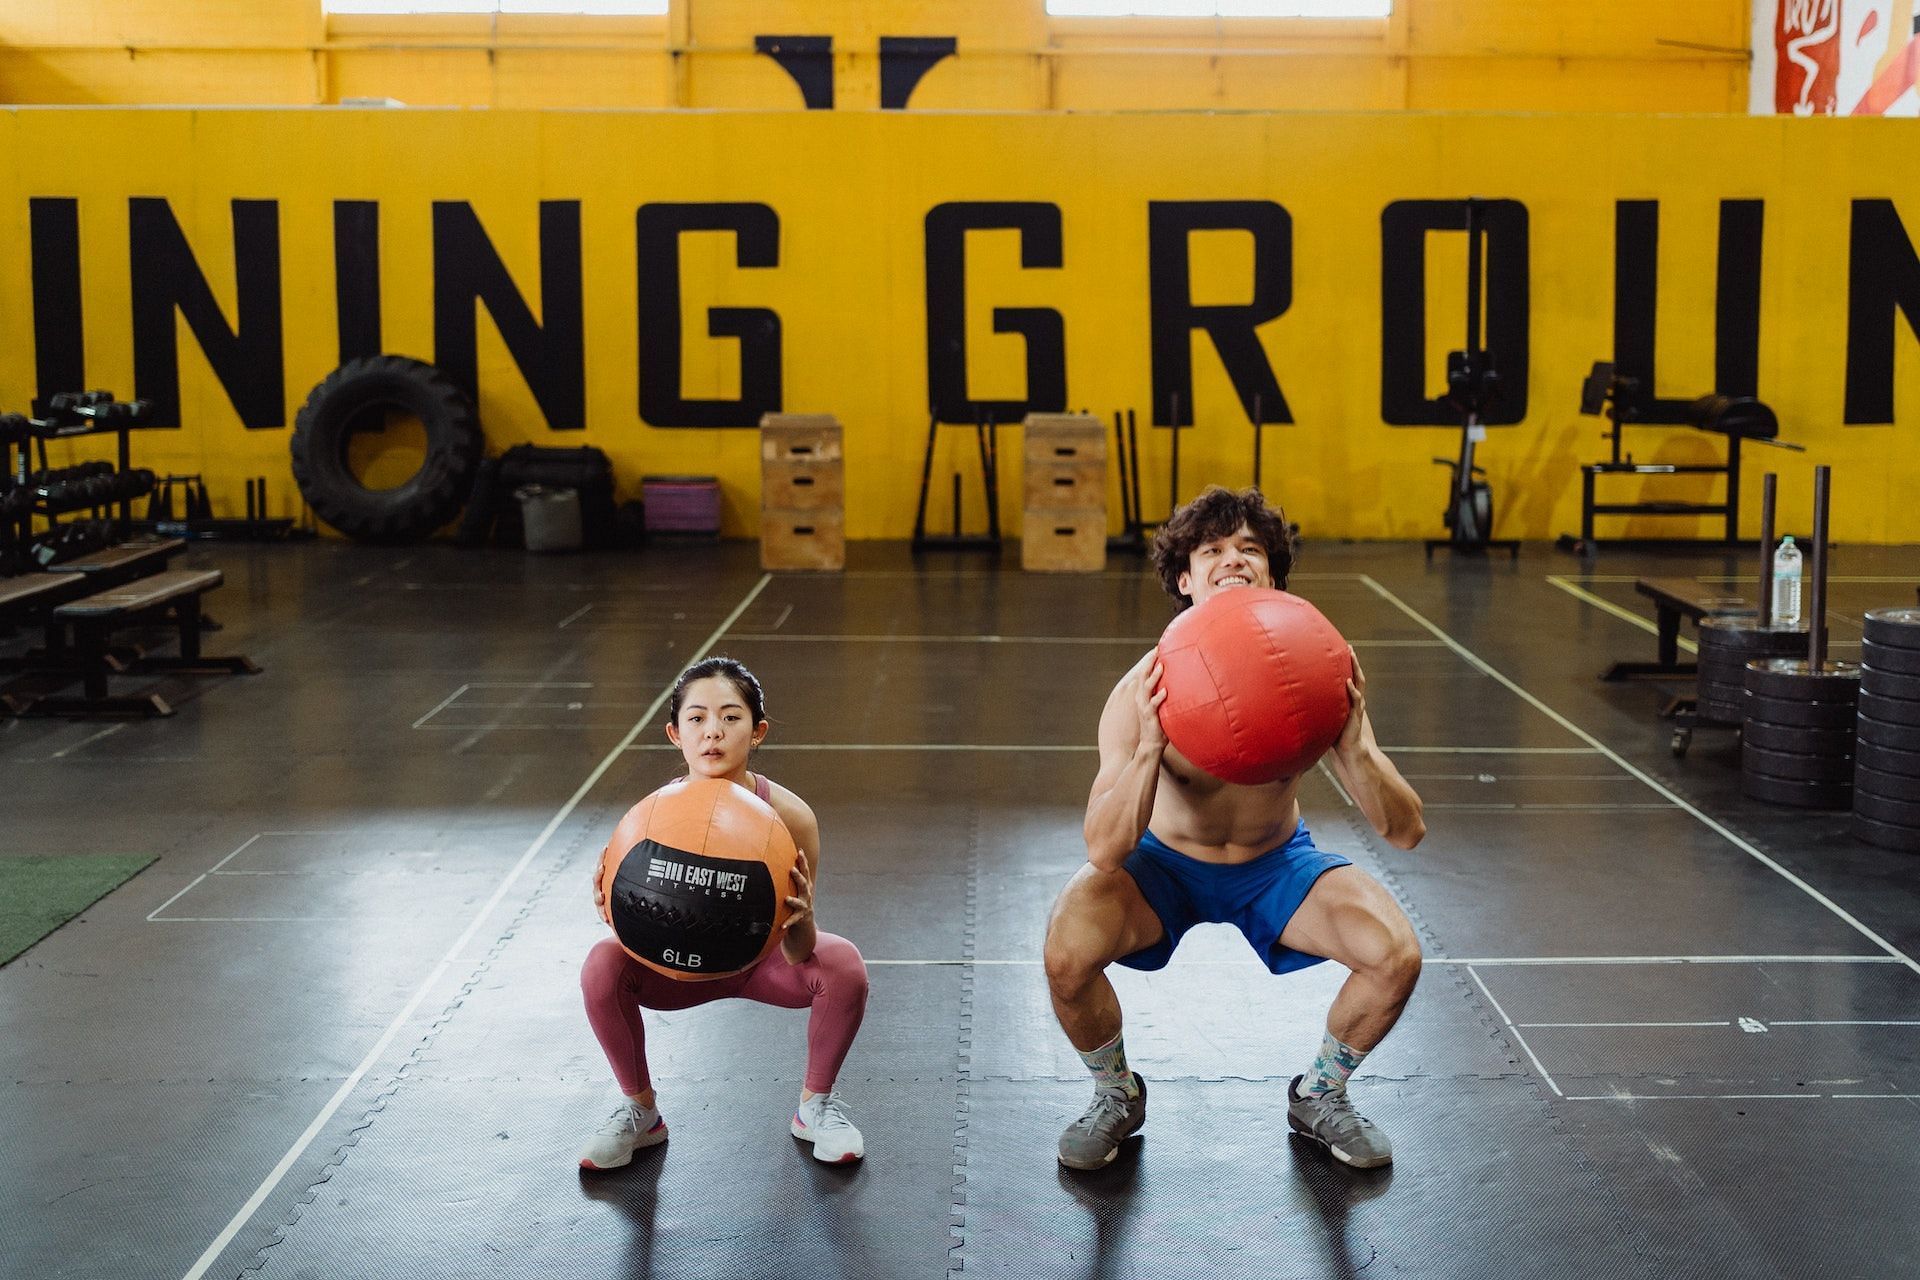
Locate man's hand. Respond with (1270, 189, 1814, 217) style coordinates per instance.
(590, 862, 606, 912)
(1334, 645, 1368, 759)
(1136, 659, 1170, 755)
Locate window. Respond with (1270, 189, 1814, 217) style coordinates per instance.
(1048, 1, 1390, 15)
(325, 0, 667, 14)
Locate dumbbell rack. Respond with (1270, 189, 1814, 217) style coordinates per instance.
(1, 393, 156, 572)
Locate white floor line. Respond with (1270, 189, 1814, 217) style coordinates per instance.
(555, 604, 594, 630)
(177, 573, 773, 1280)
(1315, 759, 1355, 807)
(48, 723, 126, 759)
(1516, 1021, 1732, 1029)
(1768, 1020, 1920, 1027)
(1467, 965, 1562, 1097)
(1360, 575, 1920, 978)
(410, 684, 469, 731)
(1563, 1093, 1824, 1102)
(1420, 802, 1680, 812)
(624, 742, 1098, 752)
(1374, 746, 1603, 754)
(1831, 1093, 1920, 1098)
(1544, 575, 1697, 655)
(147, 835, 266, 921)
(1431, 954, 1900, 966)
(859, 955, 1904, 967)
(723, 633, 1162, 644)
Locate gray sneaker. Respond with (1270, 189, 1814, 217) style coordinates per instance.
(1287, 1075, 1392, 1168)
(1058, 1074, 1147, 1170)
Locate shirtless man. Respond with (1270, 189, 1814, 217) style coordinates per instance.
(1045, 485, 1426, 1170)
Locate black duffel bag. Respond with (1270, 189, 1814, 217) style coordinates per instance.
(458, 444, 618, 549)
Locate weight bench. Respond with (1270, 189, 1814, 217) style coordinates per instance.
(11, 568, 259, 718)
(1600, 576, 1751, 682)
(44, 537, 185, 586)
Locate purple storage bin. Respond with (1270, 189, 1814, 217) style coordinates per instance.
(641, 475, 721, 534)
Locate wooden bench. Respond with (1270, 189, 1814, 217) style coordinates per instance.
(44, 537, 185, 584)
(11, 568, 259, 718)
(1600, 576, 1752, 682)
(1, 541, 188, 676)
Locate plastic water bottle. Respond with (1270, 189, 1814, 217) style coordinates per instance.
(1771, 535, 1803, 627)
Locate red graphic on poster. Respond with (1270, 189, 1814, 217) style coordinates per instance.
(1776, 0, 1841, 114)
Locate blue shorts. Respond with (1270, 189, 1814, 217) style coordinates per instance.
(1117, 822, 1350, 975)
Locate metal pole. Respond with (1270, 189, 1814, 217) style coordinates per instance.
(1808, 465, 1830, 669)
(1121, 410, 1136, 529)
(1252, 391, 1263, 492)
(1757, 472, 1776, 629)
(1112, 410, 1133, 533)
(1168, 391, 1181, 518)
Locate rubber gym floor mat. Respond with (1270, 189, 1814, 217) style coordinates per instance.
(956, 1075, 1652, 1280)
(0, 1077, 349, 1280)
(1382, 811, 1875, 959)
(965, 956, 1521, 1085)
(1556, 1094, 1920, 1277)
(0, 853, 155, 966)
(233, 1075, 960, 1280)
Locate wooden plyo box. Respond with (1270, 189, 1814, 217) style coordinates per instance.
(760, 509, 845, 571)
(1020, 509, 1108, 573)
(1020, 413, 1107, 572)
(760, 414, 846, 571)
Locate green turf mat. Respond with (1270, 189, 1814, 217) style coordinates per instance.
(0, 854, 157, 967)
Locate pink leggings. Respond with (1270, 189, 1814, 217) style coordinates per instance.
(581, 933, 870, 1096)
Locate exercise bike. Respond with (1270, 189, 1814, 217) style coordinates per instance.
(1426, 198, 1519, 561)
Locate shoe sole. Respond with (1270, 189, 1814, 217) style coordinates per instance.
(791, 1121, 864, 1164)
(1286, 1113, 1391, 1169)
(1057, 1114, 1145, 1171)
(578, 1125, 668, 1171)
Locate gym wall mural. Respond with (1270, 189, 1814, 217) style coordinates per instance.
(2, 108, 1917, 541)
(1751, 0, 1920, 116)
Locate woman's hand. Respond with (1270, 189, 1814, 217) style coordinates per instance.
(590, 864, 606, 912)
(783, 848, 815, 934)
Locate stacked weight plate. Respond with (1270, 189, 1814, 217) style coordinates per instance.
(1696, 616, 1802, 724)
(1854, 607, 1920, 851)
(1740, 658, 1861, 809)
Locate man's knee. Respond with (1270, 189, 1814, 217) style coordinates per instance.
(1043, 893, 1108, 1000)
(1374, 927, 1423, 996)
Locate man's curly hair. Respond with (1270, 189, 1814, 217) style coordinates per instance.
(1150, 486, 1295, 610)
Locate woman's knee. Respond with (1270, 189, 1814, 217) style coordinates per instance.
(580, 937, 634, 998)
(811, 932, 870, 1001)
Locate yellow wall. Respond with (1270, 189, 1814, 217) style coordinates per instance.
(0, 1, 1749, 113)
(4, 107, 1917, 544)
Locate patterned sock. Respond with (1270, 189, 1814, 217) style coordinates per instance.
(1299, 1031, 1367, 1098)
(1077, 1030, 1140, 1098)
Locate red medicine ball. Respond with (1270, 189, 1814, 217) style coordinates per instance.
(1155, 587, 1352, 785)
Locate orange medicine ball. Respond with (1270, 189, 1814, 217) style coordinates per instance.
(597, 776, 799, 980)
(1155, 587, 1353, 786)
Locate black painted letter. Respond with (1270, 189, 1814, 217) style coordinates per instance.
(1844, 199, 1920, 424)
(1148, 201, 1292, 426)
(636, 203, 782, 429)
(29, 198, 83, 414)
(1380, 200, 1529, 426)
(433, 201, 585, 431)
(1612, 199, 1764, 422)
(925, 202, 1065, 424)
(129, 197, 284, 429)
